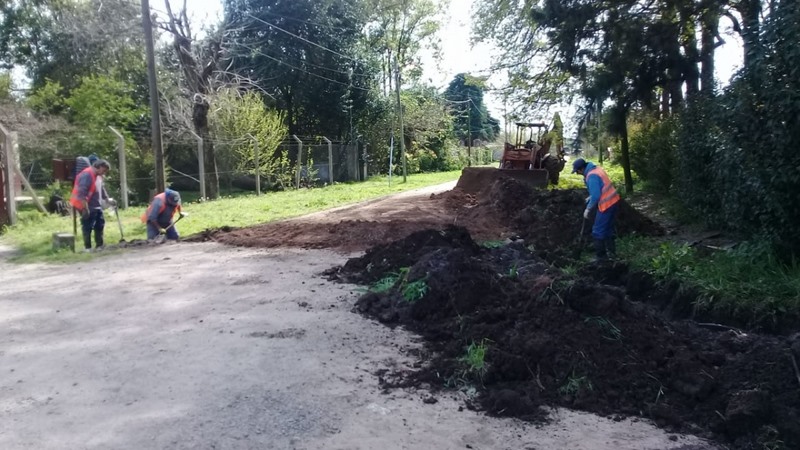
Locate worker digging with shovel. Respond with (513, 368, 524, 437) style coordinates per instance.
(572, 158, 620, 261)
(142, 189, 186, 243)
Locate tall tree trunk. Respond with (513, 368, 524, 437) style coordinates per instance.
(164, 2, 221, 199)
(679, 5, 700, 100)
(616, 102, 634, 194)
(660, 87, 670, 118)
(736, 0, 762, 70)
(610, 99, 634, 193)
(669, 75, 683, 112)
(700, 4, 719, 95)
(662, 2, 683, 113)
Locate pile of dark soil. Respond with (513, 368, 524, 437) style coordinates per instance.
(435, 175, 664, 262)
(334, 226, 800, 450)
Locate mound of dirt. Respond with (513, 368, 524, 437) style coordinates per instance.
(343, 226, 800, 450)
(335, 226, 482, 285)
(441, 175, 663, 260)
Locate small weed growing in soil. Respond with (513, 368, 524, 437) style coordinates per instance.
(757, 425, 786, 450)
(584, 316, 623, 341)
(402, 280, 429, 303)
(370, 273, 400, 293)
(560, 264, 578, 276)
(558, 371, 593, 397)
(507, 262, 518, 279)
(459, 339, 490, 380)
(481, 240, 506, 249)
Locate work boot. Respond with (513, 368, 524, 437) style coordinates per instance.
(605, 238, 617, 259)
(593, 239, 607, 262)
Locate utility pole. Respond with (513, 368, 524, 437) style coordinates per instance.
(503, 94, 509, 143)
(467, 98, 472, 167)
(393, 56, 407, 182)
(141, 0, 165, 192)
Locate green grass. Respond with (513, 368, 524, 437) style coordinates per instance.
(402, 279, 428, 303)
(0, 171, 462, 263)
(618, 236, 800, 327)
(555, 159, 639, 194)
(459, 339, 490, 380)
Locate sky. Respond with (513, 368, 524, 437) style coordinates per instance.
(167, 0, 744, 134)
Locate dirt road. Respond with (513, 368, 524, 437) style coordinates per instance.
(0, 240, 715, 449)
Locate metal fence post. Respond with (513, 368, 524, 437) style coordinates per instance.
(0, 122, 18, 225)
(247, 133, 260, 195)
(363, 143, 368, 181)
(293, 135, 303, 189)
(108, 126, 129, 209)
(322, 137, 333, 183)
(189, 130, 206, 200)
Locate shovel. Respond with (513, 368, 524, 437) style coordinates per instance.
(112, 207, 126, 243)
(572, 217, 587, 259)
(155, 212, 187, 243)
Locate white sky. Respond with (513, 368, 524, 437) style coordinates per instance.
(166, 0, 745, 133)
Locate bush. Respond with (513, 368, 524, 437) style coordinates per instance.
(629, 117, 677, 191)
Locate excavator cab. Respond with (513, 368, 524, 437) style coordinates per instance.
(497, 122, 551, 188)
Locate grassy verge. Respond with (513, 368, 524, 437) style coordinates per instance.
(1, 171, 462, 263)
(618, 236, 800, 329)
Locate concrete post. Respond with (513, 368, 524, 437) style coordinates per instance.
(0, 122, 18, 225)
(363, 144, 368, 181)
(292, 135, 303, 189)
(322, 137, 333, 183)
(247, 133, 260, 195)
(189, 130, 206, 200)
(108, 126, 129, 209)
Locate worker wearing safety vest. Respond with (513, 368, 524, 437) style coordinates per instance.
(142, 189, 183, 241)
(572, 158, 621, 260)
(70, 159, 111, 251)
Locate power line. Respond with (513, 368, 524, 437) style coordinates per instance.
(230, 38, 368, 79)
(237, 41, 369, 91)
(243, 13, 360, 63)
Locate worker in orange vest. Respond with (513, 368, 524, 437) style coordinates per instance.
(70, 159, 112, 251)
(572, 158, 621, 260)
(142, 189, 183, 241)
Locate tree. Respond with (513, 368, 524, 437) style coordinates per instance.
(363, 0, 444, 94)
(445, 73, 500, 145)
(210, 89, 289, 187)
(1, 0, 146, 92)
(223, 0, 374, 139)
(160, 1, 224, 199)
(400, 85, 456, 171)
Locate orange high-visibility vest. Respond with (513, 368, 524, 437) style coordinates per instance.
(69, 167, 97, 210)
(586, 166, 620, 212)
(141, 193, 181, 223)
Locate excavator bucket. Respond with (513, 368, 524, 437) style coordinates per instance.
(455, 167, 549, 194)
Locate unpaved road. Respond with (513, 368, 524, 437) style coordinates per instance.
(1, 227, 717, 448)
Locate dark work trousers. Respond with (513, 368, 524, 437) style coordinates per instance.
(81, 209, 105, 249)
(591, 203, 619, 240)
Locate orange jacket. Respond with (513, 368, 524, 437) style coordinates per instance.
(69, 167, 97, 210)
(586, 166, 620, 212)
(141, 192, 181, 224)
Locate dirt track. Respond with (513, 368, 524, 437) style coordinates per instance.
(0, 183, 717, 449)
(196, 181, 511, 252)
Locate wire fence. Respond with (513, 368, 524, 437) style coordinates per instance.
(3, 120, 499, 218)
